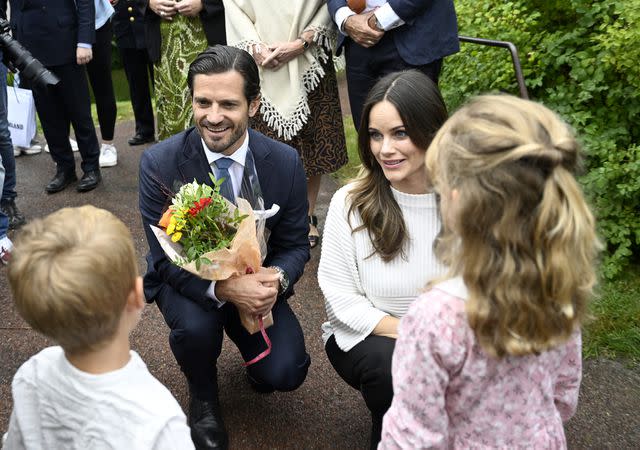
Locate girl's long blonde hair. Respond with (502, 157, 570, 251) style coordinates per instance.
(426, 95, 601, 357)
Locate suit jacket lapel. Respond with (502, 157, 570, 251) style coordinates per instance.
(248, 129, 274, 197)
(177, 129, 213, 189)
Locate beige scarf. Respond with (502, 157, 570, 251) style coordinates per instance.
(224, 0, 336, 140)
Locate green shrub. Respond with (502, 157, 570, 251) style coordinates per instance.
(441, 0, 640, 278)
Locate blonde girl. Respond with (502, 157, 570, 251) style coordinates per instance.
(380, 95, 601, 449)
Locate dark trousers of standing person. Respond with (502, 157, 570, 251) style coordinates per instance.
(119, 47, 155, 139)
(86, 20, 117, 142)
(344, 32, 443, 130)
(33, 63, 100, 175)
(155, 283, 311, 402)
(325, 334, 395, 450)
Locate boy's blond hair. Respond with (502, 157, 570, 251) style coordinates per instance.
(8, 205, 138, 354)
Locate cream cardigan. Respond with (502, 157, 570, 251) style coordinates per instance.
(224, 0, 337, 140)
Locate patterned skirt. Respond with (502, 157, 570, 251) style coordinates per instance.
(250, 60, 348, 177)
(155, 16, 208, 140)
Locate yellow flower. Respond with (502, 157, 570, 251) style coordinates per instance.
(167, 216, 177, 235)
(171, 231, 182, 242)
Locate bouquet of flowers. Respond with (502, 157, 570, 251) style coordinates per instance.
(150, 176, 274, 337)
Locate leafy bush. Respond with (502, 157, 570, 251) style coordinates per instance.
(441, 0, 640, 278)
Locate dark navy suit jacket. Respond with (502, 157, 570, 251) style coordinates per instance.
(327, 0, 459, 66)
(139, 127, 310, 311)
(2, 0, 95, 67)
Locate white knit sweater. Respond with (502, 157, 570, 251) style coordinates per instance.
(319, 183, 445, 352)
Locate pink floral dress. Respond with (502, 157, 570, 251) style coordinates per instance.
(380, 277, 581, 449)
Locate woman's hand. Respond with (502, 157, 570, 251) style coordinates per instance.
(261, 40, 306, 70)
(174, 0, 203, 17)
(373, 315, 399, 339)
(149, 0, 177, 20)
(252, 44, 279, 70)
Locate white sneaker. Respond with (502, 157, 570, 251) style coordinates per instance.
(13, 143, 42, 156)
(99, 143, 117, 168)
(0, 236, 13, 265)
(44, 138, 79, 153)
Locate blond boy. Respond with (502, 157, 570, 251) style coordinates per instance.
(3, 206, 194, 450)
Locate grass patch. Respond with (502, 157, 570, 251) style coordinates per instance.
(584, 266, 640, 364)
(333, 117, 360, 184)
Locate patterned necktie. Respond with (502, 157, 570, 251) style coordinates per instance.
(214, 157, 235, 202)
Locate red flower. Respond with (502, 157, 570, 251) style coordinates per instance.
(188, 197, 213, 216)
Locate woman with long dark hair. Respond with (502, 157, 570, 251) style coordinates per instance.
(318, 70, 448, 449)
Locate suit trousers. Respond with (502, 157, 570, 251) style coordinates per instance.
(86, 20, 117, 141)
(344, 33, 443, 130)
(33, 63, 100, 174)
(325, 334, 395, 450)
(119, 47, 155, 138)
(155, 283, 311, 401)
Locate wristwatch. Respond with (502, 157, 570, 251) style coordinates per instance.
(269, 266, 290, 294)
(297, 37, 310, 51)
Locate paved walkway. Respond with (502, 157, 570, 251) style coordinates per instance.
(1, 120, 639, 449)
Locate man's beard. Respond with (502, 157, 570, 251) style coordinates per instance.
(199, 118, 247, 154)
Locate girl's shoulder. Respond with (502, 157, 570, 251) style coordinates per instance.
(409, 277, 469, 321)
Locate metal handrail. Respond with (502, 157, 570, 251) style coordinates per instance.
(458, 36, 529, 100)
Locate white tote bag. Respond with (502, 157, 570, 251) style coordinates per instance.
(6, 86, 37, 148)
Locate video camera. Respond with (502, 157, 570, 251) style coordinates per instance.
(0, 17, 59, 88)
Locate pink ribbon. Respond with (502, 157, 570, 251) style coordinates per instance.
(242, 315, 272, 367)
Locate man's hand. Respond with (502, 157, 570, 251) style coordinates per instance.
(215, 269, 280, 317)
(175, 0, 203, 17)
(76, 47, 93, 65)
(149, 0, 178, 20)
(344, 12, 384, 48)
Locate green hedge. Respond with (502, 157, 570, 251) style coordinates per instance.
(440, 0, 640, 278)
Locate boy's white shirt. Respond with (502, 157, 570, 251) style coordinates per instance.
(2, 346, 194, 450)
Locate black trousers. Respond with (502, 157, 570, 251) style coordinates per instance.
(32, 63, 100, 174)
(118, 46, 155, 138)
(155, 283, 311, 401)
(344, 33, 443, 130)
(86, 21, 117, 141)
(325, 334, 395, 450)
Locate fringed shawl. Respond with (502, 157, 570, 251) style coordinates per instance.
(224, 0, 336, 140)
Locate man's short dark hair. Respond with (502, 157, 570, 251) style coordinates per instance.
(187, 45, 261, 103)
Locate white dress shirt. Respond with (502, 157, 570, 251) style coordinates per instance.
(334, 1, 405, 35)
(201, 131, 251, 305)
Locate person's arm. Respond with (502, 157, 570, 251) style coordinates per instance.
(318, 187, 393, 351)
(76, 0, 96, 64)
(380, 294, 465, 449)
(386, 0, 436, 25)
(2, 409, 26, 450)
(138, 149, 215, 309)
(554, 331, 583, 422)
(152, 417, 195, 450)
(76, 0, 96, 46)
(262, 150, 310, 296)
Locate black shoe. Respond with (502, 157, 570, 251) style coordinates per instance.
(128, 133, 155, 146)
(76, 170, 102, 192)
(0, 199, 26, 230)
(46, 170, 78, 194)
(188, 397, 229, 450)
(247, 373, 275, 394)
